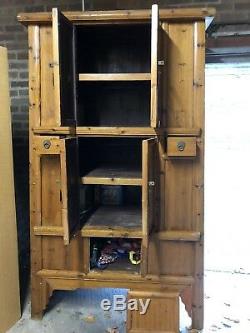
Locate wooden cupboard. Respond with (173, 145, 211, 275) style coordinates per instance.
(18, 6, 215, 332)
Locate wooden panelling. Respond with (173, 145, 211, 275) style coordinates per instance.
(28, 25, 44, 318)
(167, 23, 194, 128)
(41, 155, 62, 226)
(165, 160, 194, 230)
(42, 235, 82, 271)
(40, 26, 56, 126)
(148, 240, 195, 276)
(127, 290, 179, 333)
(141, 138, 157, 276)
(191, 21, 206, 330)
(150, 4, 159, 128)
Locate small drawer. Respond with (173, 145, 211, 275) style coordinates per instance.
(167, 137, 197, 158)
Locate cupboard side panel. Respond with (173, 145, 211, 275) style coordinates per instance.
(191, 21, 205, 330)
(42, 236, 82, 271)
(165, 160, 194, 230)
(40, 26, 58, 126)
(167, 23, 194, 128)
(29, 25, 43, 318)
(161, 22, 169, 128)
(41, 155, 62, 227)
(148, 240, 195, 276)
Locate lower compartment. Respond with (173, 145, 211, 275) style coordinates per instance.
(89, 237, 142, 274)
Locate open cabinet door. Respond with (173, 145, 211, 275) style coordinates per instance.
(150, 4, 159, 128)
(52, 8, 77, 126)
(141, 138, 157, 276)
(61, 138, 80, 244)
(33, 136, 79, 245)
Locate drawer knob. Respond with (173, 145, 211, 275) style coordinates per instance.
(43, 140, 51, 149)
(177, 141, 185, 152)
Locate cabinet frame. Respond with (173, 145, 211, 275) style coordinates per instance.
(21, 6, 213, 330)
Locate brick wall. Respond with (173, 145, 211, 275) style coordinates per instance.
(85, 0, 250, 23)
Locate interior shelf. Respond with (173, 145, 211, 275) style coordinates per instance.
(76, 127, 161, 136)
(79, 73, 151, 81)
(81, 206, 142, 238)
(81, 165, 142, 186)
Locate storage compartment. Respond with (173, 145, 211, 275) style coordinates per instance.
(77, 81, 151, 127)
(80, 185, 142, 238)
(77, 24, 151, 73)
(79, 137, 143, 183)
(89, 237, 141, 273)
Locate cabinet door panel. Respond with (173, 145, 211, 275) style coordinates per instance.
(127, 290, 179, 333)
(141, 137, 157, 275)
(52, 8, 77, 126)
(33, 136, 79, 244)
(61, 137, 80, 242)
(150, 4, 159, 128)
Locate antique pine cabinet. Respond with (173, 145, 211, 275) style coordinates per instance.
(18, 6, 214, 332)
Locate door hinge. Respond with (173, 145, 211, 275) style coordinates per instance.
(158, 60, 165, 66)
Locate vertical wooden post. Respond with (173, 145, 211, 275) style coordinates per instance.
(150, 4, 159, 128)
(52, 8, 61, 126)
(192, 21, 205, 330)
(28, 24, 44, 318)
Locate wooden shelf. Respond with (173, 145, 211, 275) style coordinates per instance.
(81, 206, 142, 238)
(81, 165, 142, 186)
(76, 127, 164, 137)
(79, 73, 151, 81)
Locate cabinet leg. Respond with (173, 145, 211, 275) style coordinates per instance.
(31, 276, 51, 319)
(191, 277, 204, 330)
(192, 241, 204, 331)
